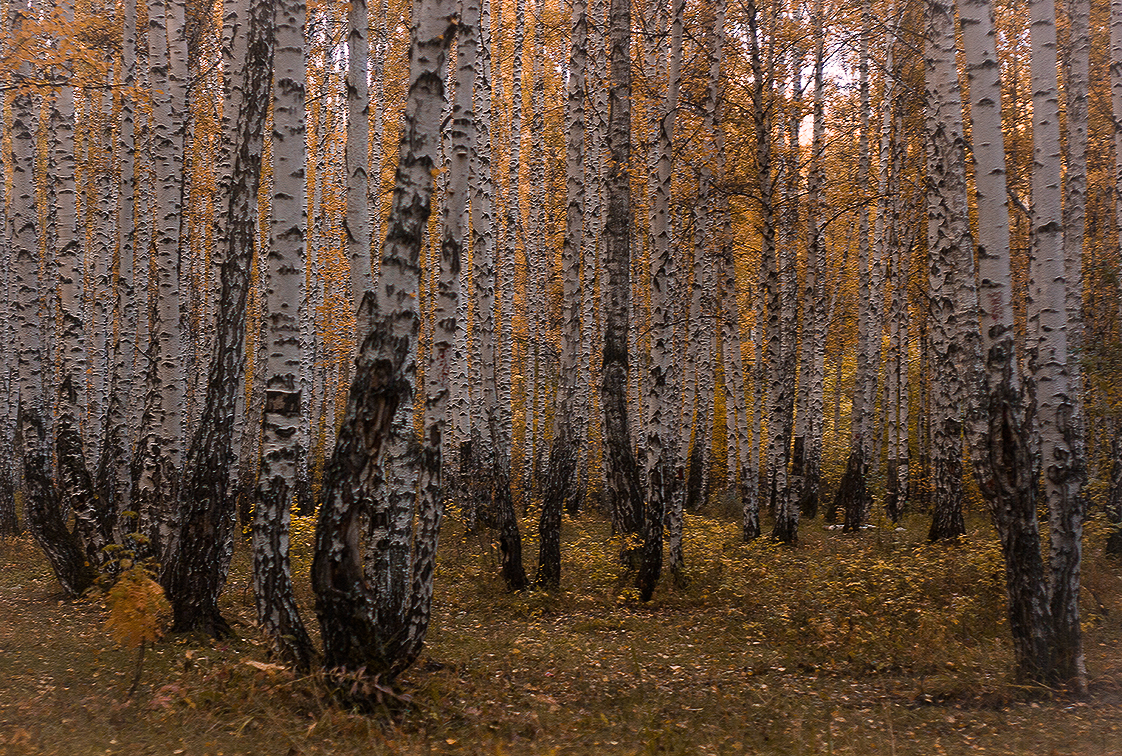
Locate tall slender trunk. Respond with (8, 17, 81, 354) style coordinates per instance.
(140, 0, 188, 567)
(797, 0, 827, 521)
(1027, 0, 1085, 689)
(603, 0, 652, 594)
(0, 3, 15, 536)
(539, 0, 589, 588)
(647, 0, 684, 577)
(253, 0, 315, 666)
(834, 0, 874, 531)
(347, 0, 373, 338)
(925, 0, 970, 543)
(958, 0, 1054, 684)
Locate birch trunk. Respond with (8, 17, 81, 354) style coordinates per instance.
(958, 0, 1054, 684)
(491, 0, 527, 589)
(796, 0, 827, 521)
(539, 0, 589, 588)
(253, 0, 315, 666)
(603, 0, 653, 595)
(312, 0, 457, 677)
(347, 0, 373, 337)
(645, 0, 683, 577)
(833, 0, 874, 531)
(164, 0, 277, 639)
(469, 0, 498, 535)
(10, 16, 96, 594)
(925, 0, 969, 543)
(139, 0, 188, 566)
(1027, 0, 1085, 689)
(0, 4, 14, 536)
(745, 0, 778, 540)
(98, 0, 139, 536)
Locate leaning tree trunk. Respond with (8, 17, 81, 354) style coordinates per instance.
(312, 0, 457, 677)
(163, 0, 277, 639)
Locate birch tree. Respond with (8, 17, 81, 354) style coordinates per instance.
(925, 0, 970, 543)
(139, 0, 188, 566)
(10, 2, 95, 595)
(645, 0, 684, 577)
(1026, 0, 1086, 689)
(602, 0, 656, 597)
(312, 0, 458, 676)
(253, 0, 315, 666)
(163, 0, 278, 638)
(957, 0, 1053, 685)
(539, 0, 589, 588)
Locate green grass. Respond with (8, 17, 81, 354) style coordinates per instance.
(1, 505, 1121, 755)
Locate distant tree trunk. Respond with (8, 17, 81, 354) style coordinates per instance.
(346, 0, 373, 337)
(163, 0, 276, 639)
(10, 18, 95, 594)
(1027, 0, 1086, 690)
(797, 0, 827, 521)
(925, 0, 969, 543)
(834, 0, 874, 532)
(312, 0, 457, 677)
(771, 10, 800, 544)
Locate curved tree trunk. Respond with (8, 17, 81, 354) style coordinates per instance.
(312, 0, 457, 677)
(164, 0, 277, 639)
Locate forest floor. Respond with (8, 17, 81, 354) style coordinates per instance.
(1, 501, 1121, 755)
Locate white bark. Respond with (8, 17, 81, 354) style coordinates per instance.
(139, 0, 188, 562)
(1027, 0, 1085, 688)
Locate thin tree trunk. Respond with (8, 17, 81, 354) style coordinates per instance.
(603, 0, 653, 594)
(539, 0, 589, 589)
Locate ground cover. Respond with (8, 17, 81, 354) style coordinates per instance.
(1, 508, 1120, 755)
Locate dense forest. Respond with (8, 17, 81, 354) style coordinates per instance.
(2, 0, 1122, 721)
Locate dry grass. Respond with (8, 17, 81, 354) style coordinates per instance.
(1, 504, 1121, 755)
